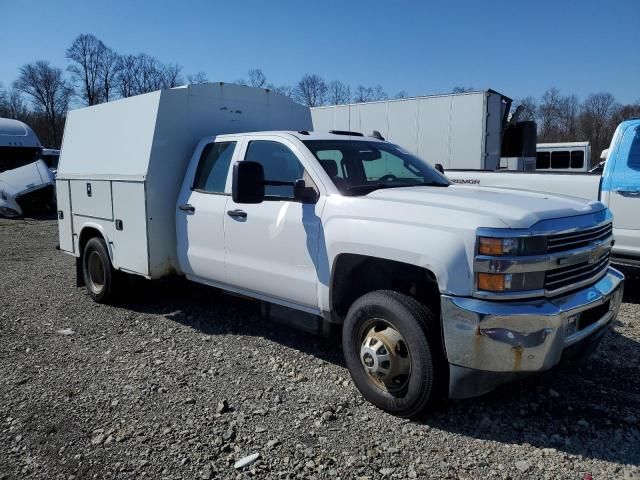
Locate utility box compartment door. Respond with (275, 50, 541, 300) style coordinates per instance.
(111, 181, 149, 276)
(55, 179, 74, 253)
(70, 180, 113, 220)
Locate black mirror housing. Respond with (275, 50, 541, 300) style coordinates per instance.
(232, 161, 265, 204)
(294, 179, 319, 204)
(435, 163, 445, 174)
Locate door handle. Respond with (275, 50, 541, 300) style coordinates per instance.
(614, 188, 640, 196)
(179, 203, 195, 212)
(227, 209, 247, 218)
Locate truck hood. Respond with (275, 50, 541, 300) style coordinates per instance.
(366, 185, 606, 229)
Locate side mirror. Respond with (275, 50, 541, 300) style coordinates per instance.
(435, 163, 445, 174)
(294, 179, 319, 203)
(232, 161, 265, 204)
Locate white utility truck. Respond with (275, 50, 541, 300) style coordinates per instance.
(56, 83, 624, 417)
(0, 118, 55, 218)
(311, 90, 537, 172)
(446, 119, 640, 268)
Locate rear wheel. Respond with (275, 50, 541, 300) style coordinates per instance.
(342, 290, 447, 418)
(82, 237, 118, 303)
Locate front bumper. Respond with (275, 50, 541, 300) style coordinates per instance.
(441, 267, 624, 399)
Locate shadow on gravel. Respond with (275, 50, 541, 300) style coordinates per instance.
(618, 267, 640, 304)
(424, 328, 640, 466)
(114, 276, 345, 367)
(113, 275, 639, 466)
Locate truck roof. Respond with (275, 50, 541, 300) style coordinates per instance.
(216, 130, 386, 142)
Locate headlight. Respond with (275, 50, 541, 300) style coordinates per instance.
(477, 272, 545, 293)
(478, 236, 546, 256)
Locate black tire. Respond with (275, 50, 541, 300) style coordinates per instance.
(342, 290, 447, 418)
(82, 237, 118, 303)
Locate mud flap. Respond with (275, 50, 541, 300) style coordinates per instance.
(76, 256, 85, 287)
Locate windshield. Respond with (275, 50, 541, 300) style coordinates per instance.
(303, 140, 450, 195)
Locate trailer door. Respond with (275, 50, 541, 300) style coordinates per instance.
(56, 179, 74, 253)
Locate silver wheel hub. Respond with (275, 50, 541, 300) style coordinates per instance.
(360, 322, 411, 390)
(87, 251, 105, 294)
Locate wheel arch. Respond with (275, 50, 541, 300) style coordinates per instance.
(77, 223, 114, 264)
(329, 253, 441, 321)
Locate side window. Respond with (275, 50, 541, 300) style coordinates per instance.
(536, 152, 550, 169)
(317, 150, 344, 178)
(244, 140, 305, 198)
(570, 150, 584, 169)
(551, 151, 570, 169)
(193, 142, 236, 193)
(628, 129, 640, 170)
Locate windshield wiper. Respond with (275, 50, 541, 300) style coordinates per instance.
(347, 181, 449, 195)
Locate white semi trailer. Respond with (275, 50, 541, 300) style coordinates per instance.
(311, 90, 537, 171)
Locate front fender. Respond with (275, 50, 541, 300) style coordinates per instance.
(319, 215, 474, 312)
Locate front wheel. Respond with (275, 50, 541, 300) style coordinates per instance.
(82, 237, 118, 303)
(342, 290, 447, 418)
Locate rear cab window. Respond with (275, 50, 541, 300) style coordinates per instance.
(192, 142, 236, 193)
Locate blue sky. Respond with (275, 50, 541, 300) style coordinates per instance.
(1, 0, 638, 104)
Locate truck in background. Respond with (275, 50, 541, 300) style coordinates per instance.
(536, 142, 591, 172)
(311, 90, 537, 172)
(56, 83, 624, 417)
(446, 119, 640, 267)
(0, 118, 55, 218)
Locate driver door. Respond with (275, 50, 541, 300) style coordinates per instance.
(224, 137, 323, 309)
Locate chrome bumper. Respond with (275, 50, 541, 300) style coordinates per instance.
(442, 267, 624, 399)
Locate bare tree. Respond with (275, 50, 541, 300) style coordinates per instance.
(295, 74, 327, 107)
(187, 71, 209, 84)
(247, 68, 267, 88)
(538, 87, 565, 142)
(269, 85, 295, 99)
(513, 96, 537, 121)
(327, 80, 351, 105)
(115, 54, 138, 98)
(452, 86, 474, 93)
(66, 34, 105, 105)
(4, 89, 30, 121)
(115, 54, 182, 97)
(394, 91, 409, 99)
(580, 92, 616, 160)
(13, 61, 72, 145)
(559, 94, 580, 139)
(99, 46, 120, 102)
(162, 63, 184, 88)
(353, 85, 386, 103)
(611, 102, 640, 125)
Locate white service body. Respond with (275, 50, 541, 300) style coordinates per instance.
(56, 83, 312, 278)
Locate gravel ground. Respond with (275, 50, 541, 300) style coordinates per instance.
(1, 217, 639, 480)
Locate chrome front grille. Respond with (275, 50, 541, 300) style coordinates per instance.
(545, 251, 610, 293)
(544, 221, 613, 296)
(547, 223, 613, 253)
